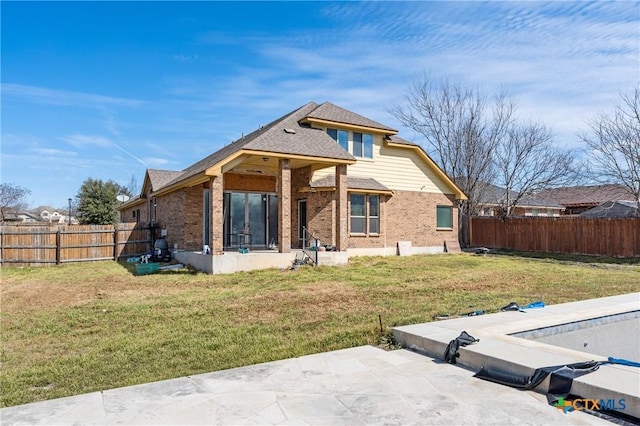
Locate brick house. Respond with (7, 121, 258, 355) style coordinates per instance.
(118, 102, 466, 271)
(475, 183, 565, 217)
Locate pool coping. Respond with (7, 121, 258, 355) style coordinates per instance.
(392, 292, 640, 420)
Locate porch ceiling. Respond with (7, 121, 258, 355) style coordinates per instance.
(223, 153, 349, 176)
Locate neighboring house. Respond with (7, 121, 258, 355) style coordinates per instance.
(535, 184, 634, 215)
(32, 206, 62, 222)
(118, 101, 466, 264)
(27, 206, 77, 224)
(579, 200, 640, 218)
(475, 183, 564, 217)
(2, 211, 40, 224)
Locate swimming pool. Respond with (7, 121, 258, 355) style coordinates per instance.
(392, 293, 640, 421)
(511, 310, 640, 361)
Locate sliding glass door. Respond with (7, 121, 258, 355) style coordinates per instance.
(223, 192, 277, 249)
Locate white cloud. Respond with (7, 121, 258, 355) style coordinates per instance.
(59, 134, 113, 149)
(1, 84, 146, 108)
(143, 157, 170, 167)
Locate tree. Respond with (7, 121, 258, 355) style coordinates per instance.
(580, 87, 640, 207)
(76, 178, 131, 225)
(493, 121, 576, 217)
(126, 174, 139, 197)
(391, 76, 515, 218)
(0, 183, 31, 222)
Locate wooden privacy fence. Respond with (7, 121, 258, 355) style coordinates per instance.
(471, 217, 640, 257)
(0, 223, 152, 266)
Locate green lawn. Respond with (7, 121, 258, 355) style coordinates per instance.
(1, 253, 638, 407)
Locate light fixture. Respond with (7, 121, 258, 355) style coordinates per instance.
(262, 157, 269, 162)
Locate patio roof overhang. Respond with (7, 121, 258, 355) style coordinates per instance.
(204, 149, 356, 177)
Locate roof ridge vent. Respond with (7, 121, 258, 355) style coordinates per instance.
(283, 128, 296, 134)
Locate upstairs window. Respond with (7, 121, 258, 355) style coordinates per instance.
(327, 128, 348, 151)
(328, 129, 373, 158)
(352, 132, 373, 159)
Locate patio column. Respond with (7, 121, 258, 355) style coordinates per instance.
(210, 175, 224, 253)
(278, 159, 291, 253)
(335, 164, 348, 251)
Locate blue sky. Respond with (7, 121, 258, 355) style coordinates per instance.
(2, 1, 638, 209)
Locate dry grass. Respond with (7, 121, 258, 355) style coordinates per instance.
(1, 253, 638, 407)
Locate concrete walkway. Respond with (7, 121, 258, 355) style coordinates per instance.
(1, 345, 608, 425)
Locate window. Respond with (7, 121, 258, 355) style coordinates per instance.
(328, 129, 373, 158)
(350, 194, 380, 235)
(353, 132, 363, 157)
(327, 128, 348, 151)
(369, 195, 379, 234)
(363, 133, 373, 158)
(350, 194, 366, 234)
(436, 206, 453, 229)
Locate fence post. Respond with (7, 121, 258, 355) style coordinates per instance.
(113, 224, 119, 261)
(56, 229, 61, 265)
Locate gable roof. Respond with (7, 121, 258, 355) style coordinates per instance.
(147, 169, 183, 192)
(124, 101, 466, 202)
(477, 183, 564, 209)
(155, 102, 357, 194)
(303, 102, 397, 133)
(384, 135, 467, 200)
(535, 184, 634, 208)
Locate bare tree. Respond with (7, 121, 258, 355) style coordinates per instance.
(580, 87, 640, 206)
(493, 122, 576, 217)
(391, 77, 515, 216)
(126, 173, 139, 197)
(0, 183, 31, 222)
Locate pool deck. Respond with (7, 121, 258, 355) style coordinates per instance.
(393, 292, 640, 421)
(0, 346, 610, 425)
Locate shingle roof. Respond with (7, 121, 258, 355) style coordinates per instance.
(147, 169, 184, 191)
(535, 184, 634, 207)
(305, 102, 397, 132)
(158, 102, 356, 191)
(478, 183, 564, 209)
(579, 200, 640, 218)
(386, 135, 418, 146)
(310, 175, 391, 192)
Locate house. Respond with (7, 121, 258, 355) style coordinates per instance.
(579, 200, 640, 218)
(475, 183, 564, 217)
(118, 102, 466, 273)
(2, 211, 40, 224)
(29, 206, 76, 224)
(535, 184, 634, 215)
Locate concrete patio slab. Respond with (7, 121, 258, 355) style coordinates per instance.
(1, 345, 610, 425)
